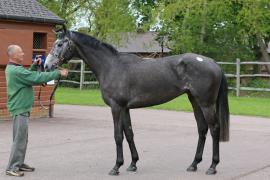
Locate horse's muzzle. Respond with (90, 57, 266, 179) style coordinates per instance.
(44, 64, 57, 72)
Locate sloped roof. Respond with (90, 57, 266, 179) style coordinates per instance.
(114, 32, 171, 53)
(0, 0, 64, 24)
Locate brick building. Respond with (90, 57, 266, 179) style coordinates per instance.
(0, 0, 64, 120)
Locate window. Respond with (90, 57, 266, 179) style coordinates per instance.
(33, 32, 46, 49)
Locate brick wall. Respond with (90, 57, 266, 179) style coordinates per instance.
(0, 20, 57, 121)
(0, 66, 55, 121)
(0, 67, 8, 120)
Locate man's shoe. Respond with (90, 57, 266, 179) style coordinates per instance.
(6, 170, 24, 177)
(19, 164, 35, 172)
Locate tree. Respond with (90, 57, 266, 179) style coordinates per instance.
(91, 0, 136, 44)
(155, 1, 246, 60)
(131, 0, 158, 31)
(39, 0, 270, 66)
(236, 0, 270, 71)
(37, 0, 89, 27)
(153, 0, 270, 64)
(38, 0, 136, 45)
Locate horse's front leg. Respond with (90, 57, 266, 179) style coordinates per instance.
(122, 108, 139, 172)
(109, 104, 124, 175)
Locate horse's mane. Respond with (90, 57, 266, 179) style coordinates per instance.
(70, 31, 118, 55)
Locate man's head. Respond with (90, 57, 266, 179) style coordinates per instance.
(7, 45, 24, 64)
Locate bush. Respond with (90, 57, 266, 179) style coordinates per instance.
(247, 79, 270, 88)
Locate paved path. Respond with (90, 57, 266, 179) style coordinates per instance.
(0, 105, 270, 180)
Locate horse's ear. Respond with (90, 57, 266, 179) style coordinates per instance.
(53, 25, 63, 34)
(52, 29, 57, 34)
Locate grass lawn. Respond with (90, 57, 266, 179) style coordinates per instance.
(55, 87, 270, 118)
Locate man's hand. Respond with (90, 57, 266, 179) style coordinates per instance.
(59, 69, 69, 77)
(34, 55, 42, 65)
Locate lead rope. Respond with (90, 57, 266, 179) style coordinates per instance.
(37, 64, 48, 110)
(49, 76, 61, 118)
(37, 64, 63, 117)
(38, 85, 48, 110)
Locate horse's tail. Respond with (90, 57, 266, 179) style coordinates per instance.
(216, 72, 230, 142)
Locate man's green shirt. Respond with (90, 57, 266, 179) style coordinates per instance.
(5, 63, 60, 116)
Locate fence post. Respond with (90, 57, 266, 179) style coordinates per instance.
(236, 58, 241, 96)
(80, 60, 84, 90)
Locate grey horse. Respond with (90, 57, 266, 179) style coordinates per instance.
(45, 29, 229, 175)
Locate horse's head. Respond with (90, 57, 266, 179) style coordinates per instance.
(44, 26, 75, 71)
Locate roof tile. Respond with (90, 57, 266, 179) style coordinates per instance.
(0, 0, 64, 24)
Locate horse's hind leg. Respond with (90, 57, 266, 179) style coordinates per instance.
(201, 105, 220, 175)
(109, 104, 124, 175)
(122, 109, 139, 172)
(187, 94, 208, 172)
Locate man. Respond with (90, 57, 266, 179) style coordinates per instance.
(5, 45, 68, 177)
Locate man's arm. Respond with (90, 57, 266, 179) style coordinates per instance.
(28, 64, 38, 71)
(15, 68, 68, 86)
(16, 68, 61, 86)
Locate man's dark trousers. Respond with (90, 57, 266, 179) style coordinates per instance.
(6, 112, 29, 171)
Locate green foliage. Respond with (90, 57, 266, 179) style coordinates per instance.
(236, 0, 270, 42)
(92, 0, 136, 43)
(154, 0, 269, 62)
(38, 0, 270, 70)
(247, 79, 270, 88)
(131, 0, 158, 31)
(37, 0, 89, 27)
(38, 0, 137, 49)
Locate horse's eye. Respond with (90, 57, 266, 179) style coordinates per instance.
(58, 43, 63, 47)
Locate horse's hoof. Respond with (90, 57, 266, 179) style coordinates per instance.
(206, 168, 217, 175)
(126, 164, 137, 172)
(108, 168, 119, 176)
(187, 165, 197, 172)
